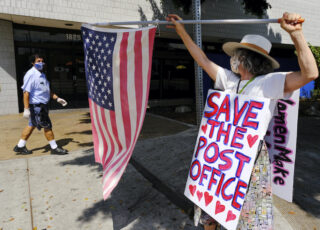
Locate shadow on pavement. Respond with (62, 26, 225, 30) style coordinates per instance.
(65, 130, 92, 135)
(57, 132, 198, 229)
(293, 116, 320, 217)
(78, 141, 94, 147)
(76, 164, 197, 230)
(30, 138, 78, 153)
(59, 148, 102, 176)
(79, 112, 91, 124)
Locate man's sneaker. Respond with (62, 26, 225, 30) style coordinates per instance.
(51, 147, 68, 155)
(13, 145, 32, 155)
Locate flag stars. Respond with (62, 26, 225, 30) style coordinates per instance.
(83, 28, 116, 110)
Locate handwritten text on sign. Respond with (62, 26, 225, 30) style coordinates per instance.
(184, 90, 271, 230)
(265, 90, 299, 202)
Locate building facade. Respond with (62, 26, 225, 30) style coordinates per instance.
(0, 0, 319, 115)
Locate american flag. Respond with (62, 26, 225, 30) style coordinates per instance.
(81, 24, 156, 199)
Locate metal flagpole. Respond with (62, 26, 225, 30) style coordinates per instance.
(90, 18, 305, 26)
(193, 0, 203, 127)
(89, 17, 304, 127)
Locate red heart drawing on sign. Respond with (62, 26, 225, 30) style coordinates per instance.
(226, 210, 237, 222)
(201, 124, 207, 134)
(247, 134, 258, 148)
(204, 192, 213, 206)
(197, 191, 203, 201)
(189, 185, 196, 196)
(215, 201, 225, 214)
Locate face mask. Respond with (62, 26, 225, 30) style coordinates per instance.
(230, 56, 240, 74)
(34, 62, 44, 70)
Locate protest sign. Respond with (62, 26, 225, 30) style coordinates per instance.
(265, 90, 300, 202)
(184, 89, 272, 230)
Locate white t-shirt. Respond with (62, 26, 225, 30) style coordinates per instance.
(214, 67, 290, 124)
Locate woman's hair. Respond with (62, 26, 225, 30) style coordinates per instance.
(233, 48, 274, 76)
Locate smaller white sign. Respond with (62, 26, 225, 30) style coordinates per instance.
(265, 90, 300, 202)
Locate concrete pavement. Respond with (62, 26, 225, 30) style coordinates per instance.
(0, 148, 201, 230)
(0, 111, 319, 229)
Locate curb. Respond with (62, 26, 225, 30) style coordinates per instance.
(130, 157, 194, 217)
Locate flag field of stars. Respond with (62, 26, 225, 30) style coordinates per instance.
(82, 27, 116, 111)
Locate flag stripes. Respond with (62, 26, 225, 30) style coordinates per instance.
(82, 24, 156, 199)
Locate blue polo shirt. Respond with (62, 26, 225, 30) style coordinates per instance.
(21, 67, 50, 104)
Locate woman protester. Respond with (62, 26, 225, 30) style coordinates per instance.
(166, 12, 318, 230)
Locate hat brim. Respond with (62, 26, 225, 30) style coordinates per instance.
(222, 42, 280, 69)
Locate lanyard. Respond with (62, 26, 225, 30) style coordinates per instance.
(236, 77, 256, 94)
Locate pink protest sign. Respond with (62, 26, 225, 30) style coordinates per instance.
(265, 90, 300, 202)
(184, 90, 272, 230)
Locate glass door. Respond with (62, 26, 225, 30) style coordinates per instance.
(47, 48, 88, 109)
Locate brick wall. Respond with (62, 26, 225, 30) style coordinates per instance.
(0, 20, 19, 115)
(266, 0, 320, 46)
(197, 0, 320, 46)
(1, 0, 319, 45)
(0, 0, 163, 24)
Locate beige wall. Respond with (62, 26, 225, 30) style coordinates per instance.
(0, 0, 163, 28)
(168, 0, 320, 46)
(0, 0, 319, 45)
(0, 0, 319, 114)
(0, 20, 19, 115)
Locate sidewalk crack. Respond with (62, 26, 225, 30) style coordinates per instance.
(26, 158, 34, 229)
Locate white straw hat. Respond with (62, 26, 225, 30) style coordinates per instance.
(222, 34, 280, 69)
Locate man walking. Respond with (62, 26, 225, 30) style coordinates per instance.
(14, 54, 68, 155)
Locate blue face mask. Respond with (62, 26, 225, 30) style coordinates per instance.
(34, 62, 44, 70)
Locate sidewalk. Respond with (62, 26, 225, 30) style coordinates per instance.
(0, 110, 319, 229)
